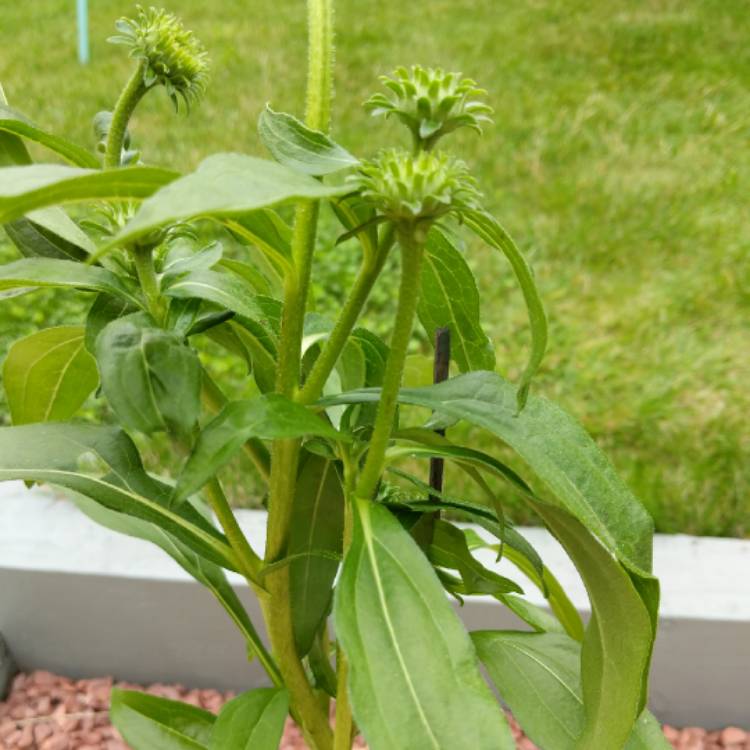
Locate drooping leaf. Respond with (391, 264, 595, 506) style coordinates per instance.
(175, 395, 344, 503)
(472, 631, 671, 750)
(210, 688, 288, 750)
(106, 154, 348, 250)
(161, 239, 223, 279)
(288, 453, 344, 656)
(419, 228, 495, 372)
(3, 326, 98, 424)
(0, 104, 100, 167)
(96, 315, 202, 435)
(258, 105, 359, 176)
(323, 370, 655, 578)
(351, 327, 389, 386)
(0, 423, 237, 570)
(531, 504, 654, 750)
(110, 689, 214, 750)
(0, 164, 178, 224)
(334, 498, 515, 750)
(5, 207, 94, 261)
(72, 494, 271, 672)
(225, 209, 292, 282)
(463, 209, 547, 409)
(0, 257, 140, 305)
(219, 258, 272, 296)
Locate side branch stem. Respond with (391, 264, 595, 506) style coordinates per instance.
(104, 64, 148, 169)
(355, 234, 425, 500)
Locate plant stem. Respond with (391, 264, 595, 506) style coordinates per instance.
(261, 1, 336, 747)
(204, 478, 262, 584)
(355, 233, 425, 500)
(131, 245, 165, 323)
(103, 64, 148, 169)
(299, 224, 395, 405)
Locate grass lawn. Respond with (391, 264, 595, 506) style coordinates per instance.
(1, 0, 748, 536)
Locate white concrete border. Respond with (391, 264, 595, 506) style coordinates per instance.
(1, 483, 748, 727)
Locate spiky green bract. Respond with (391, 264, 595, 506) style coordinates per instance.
(365, 65, 493, 150)
(109, 6, 209, 111)
(351, 148, 481, 242)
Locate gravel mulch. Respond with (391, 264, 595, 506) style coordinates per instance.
(0, 671, 747, 749)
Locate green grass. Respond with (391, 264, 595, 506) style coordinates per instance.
(1, 0, 748, 536)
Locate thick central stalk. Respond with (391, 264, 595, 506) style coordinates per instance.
(261, 1, 336, 748)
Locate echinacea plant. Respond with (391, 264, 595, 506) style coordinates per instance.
(0, 3, 669, 749)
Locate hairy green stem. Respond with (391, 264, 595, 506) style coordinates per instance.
(131, 245, 165, 323)
(356, 234, 425, 499)
(204, 478, 262, 584)
(104, 64, 148, 169)
(299, 224, 396, 405)
(261, 1, 336, 747)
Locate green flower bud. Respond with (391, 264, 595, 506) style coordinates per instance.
(351, 149, 481, 240)
(365, 66, 493, 150)
(109, 6, 209, 111)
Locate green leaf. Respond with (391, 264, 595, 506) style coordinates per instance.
(0, 257, 140, 305)
(531, 504, 654, 750)
(323, 370, 655, 578)
(288, 454, 344, 656)
(463, 209, 547, 409)
(163, 268, 273, 322)
(0, 423, 237, 570)
(0, 164, 179, 224)
(85, 294, 136, 352)
(110, 689, 214, 750)
(0, 104, 100, 167)
(3, 326, 98, 424)
(72, 494, 269, 668)
(472, 631, 670, 750)
(95, 315, 202, 435)
(107, 154, 348, 250)
(226, 209, 292, 282)
(210, 688, 288, 750)
(219, 258, 272, 296)
(258, 105, 359, 176)
(419, 228, 495, 372)
(351, 327, 388, 386)
(334, 498, 515, 750)
(5, 207, 94, 261)
(429, 519, 522, 596)
(175, 395, 344, 502)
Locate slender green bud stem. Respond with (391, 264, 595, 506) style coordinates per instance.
(131, 245, 165, 323)
(356, 233, 425, 500)
(104, 63, 148, 169)
(299, 224, 396, 405)
(306, 0, 334, 131)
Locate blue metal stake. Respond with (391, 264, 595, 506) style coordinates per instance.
(77, 0, 90, 64)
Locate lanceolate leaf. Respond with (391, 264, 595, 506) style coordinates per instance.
(288, 454, 344, 656)
(175, 396, 344, 503)
(531, 504, 654, 750)
(107, 153, 348, 249)
(6, 207, 94, 261)
(463, 209, 547, 409)
(110, 689, 214, 750)
(323, 370, 654, 578)
(0, 423, 237, 570)
(163, 269, 273, 322)
(96, 316, 202, 435)
(210, 689, 289, 750)
(0, 164, 179, 224)
(472, 631, 670, 750)
(0, 258, 140, 305)
(3, 326, 98, 424)
(334, 498, 515, 750)
(0, 104, 100, 167)
(419, 228, 495, 372)
(258, 105, 359, 176)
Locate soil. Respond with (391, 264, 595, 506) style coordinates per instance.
(0, 671, 747, 750)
